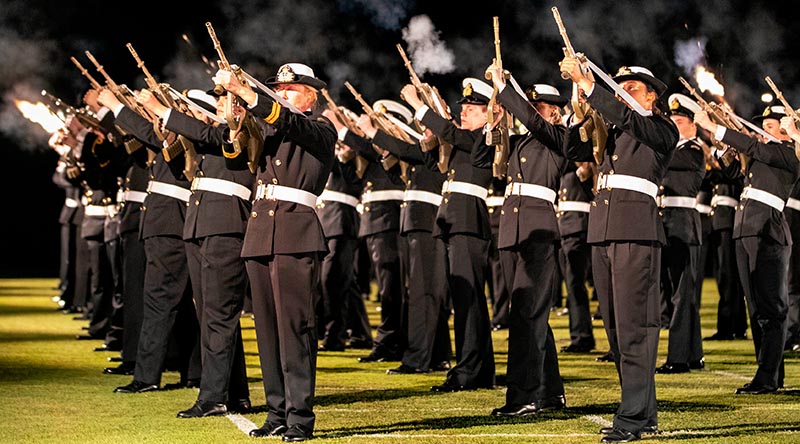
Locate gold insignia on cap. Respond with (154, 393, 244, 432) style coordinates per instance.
(669, 98, 680, 110)
(528, 88, 538, 100)
(377, 104, 387, 114)
(616, 66, 631, 76)
(276, 65, 297, 83)
(463, 82, 473, 97)
(763, 107, 771, 117)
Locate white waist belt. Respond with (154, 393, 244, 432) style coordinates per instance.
(192, 177, 252, 201)
(317, 189, 360, 208)
(147, 180, 191, 203)
(64, 197, 79, 208)
(108, 206, 118, 218)
(404, 189, 443, 206)
(361, 189, 405, 203)
(786, 198, 800, 212)
(254, 183, 317, 207)
(122, 190, 147, 203)
(596, 173, 658, 200)
(711, 195, 738, 208)
(486, 196, 505, 207)
(558, 200, 591, 213)
(741, 187, 785, 212)
(505, 182, 557, 203)
(658, 196, 697, 209)
(84, 205, 112, 217)
(441, 181, 488, 200)
(696, 203, 712, 215)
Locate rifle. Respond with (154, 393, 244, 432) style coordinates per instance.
(484, 16, 512, 178)
(765, 76, 800, 125)
(70, 57, 103, 91)
(552, 6, 607, 164)
(396, 43, 454, 172)
(206, 22, 263, 174)
(40, 90, 104, 135)
(344, 81, 411, 178)
(126, 43, 183, 112)
(320, 88, 369, 178)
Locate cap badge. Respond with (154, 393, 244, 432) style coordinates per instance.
(276, 65, 297, 83)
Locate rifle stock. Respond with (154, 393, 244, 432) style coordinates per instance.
(484, 16, 511, 178)
(126, 43, 181, 111)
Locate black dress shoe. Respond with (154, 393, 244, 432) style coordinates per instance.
(491, 323, 507, 332)
(600, 428, 640, 442)
(282, 424, 313, 442)
(431, 380, 470, 393)
(655, 362, 690, 374)
(177, 401, 228, 418)
(227, 398, 252, 414)
(734, 332, 748, 340)
(108, 356, 123, 363)
(114, 380, 159, 393)
(537, 394, 566, 411)
(735, 382, 778, 394)
(431, 360, 451, 371)
(600, 425, 658, 435)
(596, 350, 615, 362)
(75, 334, 102, 340)
(318, 343, 345, 352)
(561, 343, 594, 353)
(94, 344, 121, 352)
(688, 357, 705, 370)
(104, 363, 135, 375)
(357, 348, 400, 363)
(387, 364, 428, 375)
(490, 403, 539, 417)
(704, 332, 734, 341)
(250, 421, 288, 437)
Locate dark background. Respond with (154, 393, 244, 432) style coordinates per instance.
(2, 0, 799, 277)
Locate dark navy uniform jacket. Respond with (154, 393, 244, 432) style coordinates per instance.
(659, 137, 705, 245)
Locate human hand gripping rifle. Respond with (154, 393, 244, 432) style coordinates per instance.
(71, 55, 144, 155)
(484, 16, 512, 179)
(678, 76, 745, 168)
(344, 81, 409, 177)
(126, 43, 199, 178)
(206, 22, 263, 174)
(552, 6, 608, 164)
(320, 88, 370, 178)
(41, 90, 104, 135)
(396, 43, 454, 173)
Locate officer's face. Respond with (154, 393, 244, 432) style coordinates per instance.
(762, 118, 791, 141)
(618, 80, 655, 111)
(670, 114, 697, 140)
(275, 84, 317, 112)
(459, 103, 488, 131)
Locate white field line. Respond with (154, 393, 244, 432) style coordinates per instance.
(226, 413, 258, 435)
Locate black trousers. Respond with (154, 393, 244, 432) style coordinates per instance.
(593, 242, 661, 433)
(736, 236, 788, 389)
(73, 229, 91, 310)
(443, 234, 495, 388)
(103, 236, 124, 349)
(58, 222, 77, 307)
(134, 235, 198, 385)
(561, 233, 595, 348)
(320, 236, 357, 349)
(500, 240, 564, 406)
(247, 253, 320, 432)
(86, 237, 114, 338)
(786, 210, 800, 346)
(711, 229, 748, 336)
(120, 230, 145, 364)
(662, 240, 703, 364)
(401, 231, 451, 370)
(186, 235, 249, 404)
(366, 231, 405, 355)
(487, 229, 509, 327)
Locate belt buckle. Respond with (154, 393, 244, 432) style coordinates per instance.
(596, 173, 607, 190)
(265, 184, 277, 201)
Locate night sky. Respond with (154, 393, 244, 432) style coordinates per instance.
(1, 0, 799, 276)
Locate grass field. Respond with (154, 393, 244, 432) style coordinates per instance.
(1, 277, 799, 444)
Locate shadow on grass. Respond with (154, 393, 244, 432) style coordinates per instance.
(664, 421, 800, 440)
(315, 400, 743, 439)
(316, 386, 448, 407)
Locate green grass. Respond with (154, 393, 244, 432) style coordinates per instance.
(1, 277, 799, 443)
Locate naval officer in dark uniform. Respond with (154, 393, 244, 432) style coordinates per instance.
(655, 94, 706, 374)
(215, 63, 336, 442)
(400, 77, 496, 392)
(695, 105, 798, 394)
(561, 57, 678, 443)
(483, 68, 568, 418)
